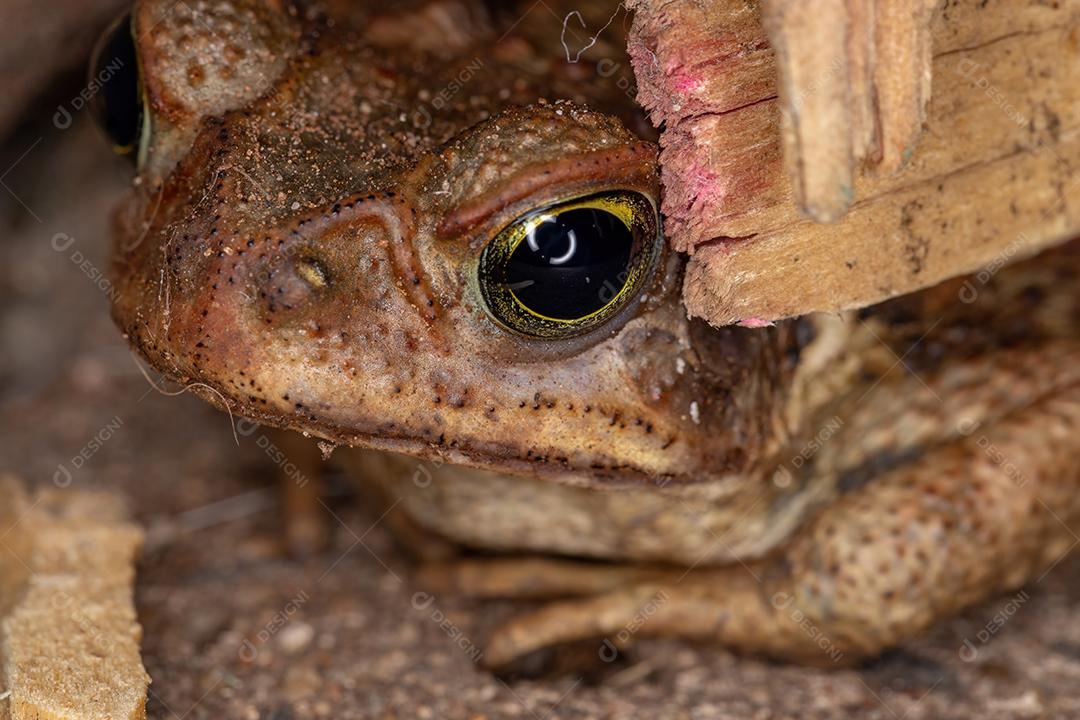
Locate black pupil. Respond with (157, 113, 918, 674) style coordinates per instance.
(90, 13, 142, 153)
(504, 207, 637, 321)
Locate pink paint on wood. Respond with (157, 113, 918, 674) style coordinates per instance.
(737, 316, 773, 328)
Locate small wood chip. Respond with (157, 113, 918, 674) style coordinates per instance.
(0, 475, 149, 720)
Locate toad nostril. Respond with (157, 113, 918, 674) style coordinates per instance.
(295, 257, 329, 288)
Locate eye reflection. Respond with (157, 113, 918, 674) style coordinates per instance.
(478, 191, 659, 338)
(525, 214, 577, 265)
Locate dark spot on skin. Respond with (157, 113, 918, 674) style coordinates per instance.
(838, 446, 927, 494)
(1021, 284, 1045, 305)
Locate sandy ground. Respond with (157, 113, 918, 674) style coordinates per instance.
(3, 108, 1080, 720)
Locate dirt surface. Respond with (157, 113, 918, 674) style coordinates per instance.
(4, 111, 1080, 720)
(0, 0, 128, 139)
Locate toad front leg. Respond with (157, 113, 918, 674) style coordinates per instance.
(427, 368, 1080, 668)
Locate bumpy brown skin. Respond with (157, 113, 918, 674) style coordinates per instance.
(115, 0, 811, 520)
(112, 0, 1080, 668)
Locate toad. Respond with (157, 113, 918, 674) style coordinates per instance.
(101, 0, 1080, 668)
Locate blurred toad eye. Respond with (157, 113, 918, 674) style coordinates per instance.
(478, 191, 660, 338)
(89, 12, 145, 161)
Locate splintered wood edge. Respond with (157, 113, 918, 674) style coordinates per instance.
(0, 476, 149, 720)
(762, 0, 857, 223)
(762, 0, 941, 221)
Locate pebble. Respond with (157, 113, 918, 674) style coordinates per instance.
(278, 622, 315, 654)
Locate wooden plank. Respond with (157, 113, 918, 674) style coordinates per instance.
(0, 477, 149, 720)
(687, 114, 1080, 325)
(629, 0, 1080, 324)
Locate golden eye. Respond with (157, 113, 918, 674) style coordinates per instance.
(89, 12, 145, 161)
(478, 191, 660, 338)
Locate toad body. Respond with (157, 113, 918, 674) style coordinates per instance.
(105, 0, 1080, 667)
